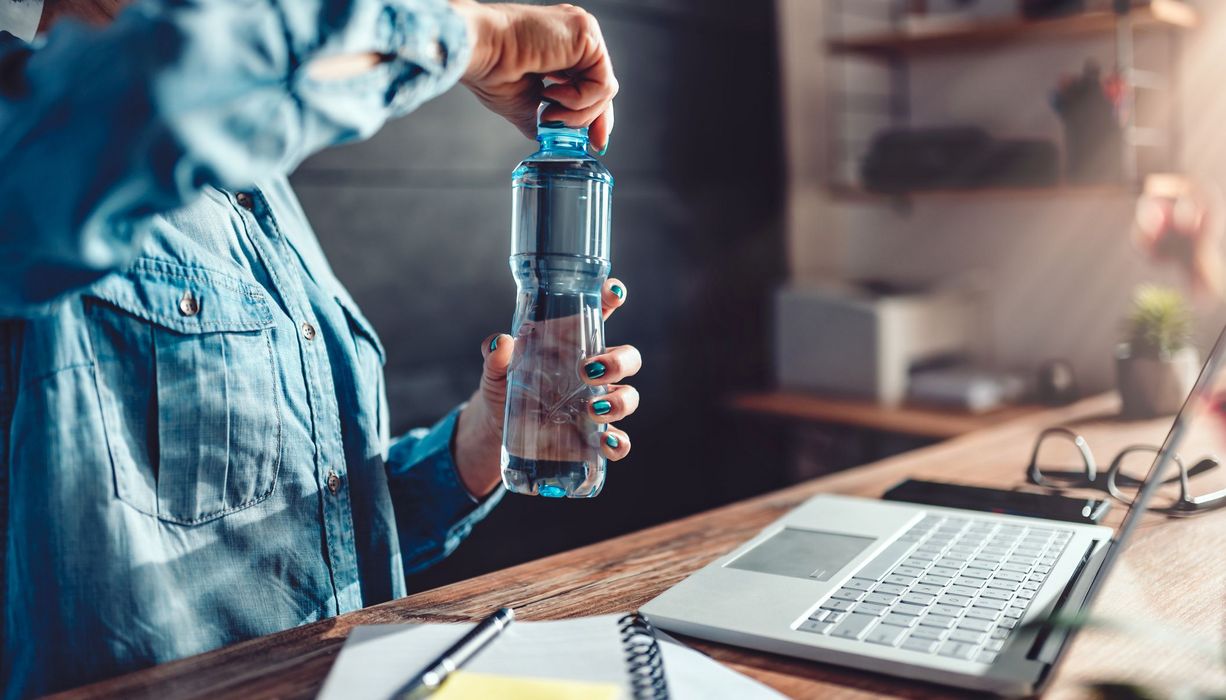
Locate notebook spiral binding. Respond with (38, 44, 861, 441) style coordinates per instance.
(618, 613, 670, 700)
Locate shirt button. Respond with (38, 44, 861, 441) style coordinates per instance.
(236, 192, 255, 210)
(178, 290, 199, 316)
(326, 471, 341, 494)
(301, 322, 317, 341)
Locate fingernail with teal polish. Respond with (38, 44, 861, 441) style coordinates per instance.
(592, 399, 612, 416)
(488, 336, 499, 352)
(605, 434, 620, 448)
(584, 361, 606, 379)
(597, 144, 608, 156)
(610, 284, 624, 299)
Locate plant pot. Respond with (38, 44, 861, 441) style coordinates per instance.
(1115, 344, 1200, 418)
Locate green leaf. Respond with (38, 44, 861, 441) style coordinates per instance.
(1125, 285, 1192, 359)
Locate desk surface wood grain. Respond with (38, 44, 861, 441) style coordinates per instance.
(51, 394, 1226, 699)
(728, 391, 1044, 439)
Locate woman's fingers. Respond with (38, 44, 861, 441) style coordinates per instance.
(588, 102, 615, 153)
(479, 333, 515, 405)
(601, 426, 630, 461)
(540, 71, 615, 153)
(582, 344, 641, 385)
(540, 70, 619, 116)
(601, 278, 626, 320)
(588, 384, 639, 423)
(540, 99, 614, 135)
(483, 331, 634, 459)
(480, 333, 513, 376)
(458, 3, 618, 150)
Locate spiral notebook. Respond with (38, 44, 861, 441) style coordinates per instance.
(317, 613, 785, 700)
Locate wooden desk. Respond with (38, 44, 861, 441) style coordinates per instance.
(52, 393, 1226, 699)
(729, 391, 1045, 440)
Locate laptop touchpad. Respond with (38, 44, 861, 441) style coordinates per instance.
(726, 528, 875, 581)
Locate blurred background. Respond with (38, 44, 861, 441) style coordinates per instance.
(291, 0, 1226, 591)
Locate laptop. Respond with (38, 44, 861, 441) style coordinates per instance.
(642, 328, 1226, 695)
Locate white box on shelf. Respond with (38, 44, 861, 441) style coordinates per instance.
(774, 281, 979, 406)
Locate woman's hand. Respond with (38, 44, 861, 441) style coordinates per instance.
(454, 279, 639, 497)
(450, 1, 618, 152)
(38, 0, 128, 31)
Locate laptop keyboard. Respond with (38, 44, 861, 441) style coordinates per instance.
(797, 515, 1073, 664)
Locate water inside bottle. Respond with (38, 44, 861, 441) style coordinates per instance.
(500, 257, 608, 498)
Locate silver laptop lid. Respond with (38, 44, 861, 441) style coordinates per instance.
(1038, 324, 1226, 686)
(1084, 324, 1226, 601)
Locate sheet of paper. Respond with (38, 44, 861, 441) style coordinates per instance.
(317, 615, 631, 700)
(317, 614, 788, 700)
(433, 671, 620, 700)
(656, 637, 788, 700)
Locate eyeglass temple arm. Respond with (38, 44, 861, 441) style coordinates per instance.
(1186, 456, 1220, 479)
(1186, 486, 1226, 508)
(1029, 427, 1097, 484)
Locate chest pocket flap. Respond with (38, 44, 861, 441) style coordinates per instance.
(87, 259, 275, 334)
(85, 259, 283, 525)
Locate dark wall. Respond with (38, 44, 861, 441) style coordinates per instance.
(290, 0, 785, 591)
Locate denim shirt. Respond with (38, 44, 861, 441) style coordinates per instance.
(0, 0, 501, 695)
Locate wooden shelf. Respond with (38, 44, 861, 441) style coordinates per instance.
(828, 2, 1198, 57)
(728, 391, 1046, 440)
(826, 182, 1138, 202)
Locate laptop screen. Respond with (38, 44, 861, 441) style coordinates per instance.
(1057, 324, 1226, 653)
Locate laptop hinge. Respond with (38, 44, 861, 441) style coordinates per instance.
(1027, 539, 1110, 680)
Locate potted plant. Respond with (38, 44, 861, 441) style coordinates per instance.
(1116, 285, 1199, 418)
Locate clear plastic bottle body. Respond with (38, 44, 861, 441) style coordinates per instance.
(500, 126, 613, 498)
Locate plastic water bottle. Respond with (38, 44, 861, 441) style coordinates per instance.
(500, 119, 614, 498)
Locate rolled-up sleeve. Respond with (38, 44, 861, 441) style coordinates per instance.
(385, 405, 503, 573)
(0, 0, 469, 315)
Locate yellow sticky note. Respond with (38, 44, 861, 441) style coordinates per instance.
(432, 671, 621, 700)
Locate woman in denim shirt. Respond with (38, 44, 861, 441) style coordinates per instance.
(0, 0, 639, 695)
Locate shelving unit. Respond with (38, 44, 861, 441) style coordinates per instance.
(826, 181, 1137, 202)
(824, 0, 1199, 201)
(829, 2, 1197, 57)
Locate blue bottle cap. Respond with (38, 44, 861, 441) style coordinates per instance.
(537, 119, 589, 140)
(536, 102, 590, 141)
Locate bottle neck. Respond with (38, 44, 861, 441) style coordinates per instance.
(538, 132, 589, 153)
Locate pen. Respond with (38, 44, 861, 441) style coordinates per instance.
(393, 607, 515, 700)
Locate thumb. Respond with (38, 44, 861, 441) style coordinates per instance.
(481, 333, 515, 387)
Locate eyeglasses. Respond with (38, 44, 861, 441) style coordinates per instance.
(1027, 427, 1226, 515)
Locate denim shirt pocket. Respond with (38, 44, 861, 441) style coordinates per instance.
(335, 295, 385, 365)
(83, 259, 283, 525)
